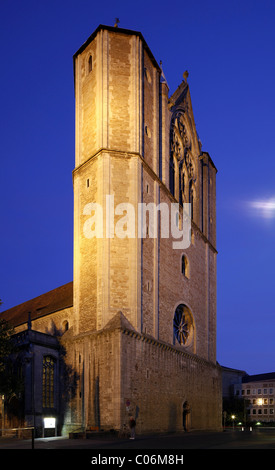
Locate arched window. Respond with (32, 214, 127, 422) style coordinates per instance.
(43, 356, 55, 408)
(88, 55, 93, 73)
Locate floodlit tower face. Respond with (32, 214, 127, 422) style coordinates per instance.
(73, 25, 161, 335)
(74, 27, 146, 165)
(72, 25, 217, 365)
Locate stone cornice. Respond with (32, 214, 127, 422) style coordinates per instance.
(122, 328, 220, 370)
(63, 321, 220, 371)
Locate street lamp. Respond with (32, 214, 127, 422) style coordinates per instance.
(231, 414, 236, 430)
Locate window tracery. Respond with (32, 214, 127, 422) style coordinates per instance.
(43, 355, 55, 408)
(169, 111, 196, 217)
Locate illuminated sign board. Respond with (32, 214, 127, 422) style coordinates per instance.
(44, 417, 56, 429)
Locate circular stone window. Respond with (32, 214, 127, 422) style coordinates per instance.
(173, 304, 194, 347)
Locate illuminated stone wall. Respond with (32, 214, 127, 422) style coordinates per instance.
(120, 328, 222, 432)
(61, 315, 222, 433)
(69, 24, 221, 431)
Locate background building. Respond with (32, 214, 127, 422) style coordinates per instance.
(1, 24, 222, 435)
(221, 367, 275, 426)
(221, 365, 247, 399)
(234, 373, 275, 424)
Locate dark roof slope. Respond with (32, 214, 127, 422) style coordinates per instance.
(0, 282, 73, 327)
(242, 372, 275, 383)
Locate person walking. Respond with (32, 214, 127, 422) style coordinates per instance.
(129, 416, 136, 439)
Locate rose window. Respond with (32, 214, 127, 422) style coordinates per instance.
(173, 304, 193, 346)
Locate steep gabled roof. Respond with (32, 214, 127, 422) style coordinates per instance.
(0, 282, 73, 328)
(103, 310, 136, 333)
(169, 79, 202, 158)
(169, 80, 189, 106)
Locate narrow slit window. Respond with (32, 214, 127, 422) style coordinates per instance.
(88, 55, 93, 73)
(181, 254, 190, 278)
(189, 181, 194, 220)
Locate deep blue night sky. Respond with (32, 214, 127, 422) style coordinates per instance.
(0, 0, 275, 375)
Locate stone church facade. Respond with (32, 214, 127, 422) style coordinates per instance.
(1, 24, 222, 435)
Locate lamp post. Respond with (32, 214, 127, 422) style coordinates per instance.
(231, 414, 236, 430)
(1, 395, 4, 436)
(223, 411, 227, 430)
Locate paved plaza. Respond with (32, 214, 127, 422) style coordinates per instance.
(1, 428, 275, 450)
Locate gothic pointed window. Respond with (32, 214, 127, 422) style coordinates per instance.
(169, 111, 196, 220)
(43, 356, 55, 408)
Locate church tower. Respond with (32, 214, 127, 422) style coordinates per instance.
(73, 25, 158, 335)
(70, 24, 221, 431)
